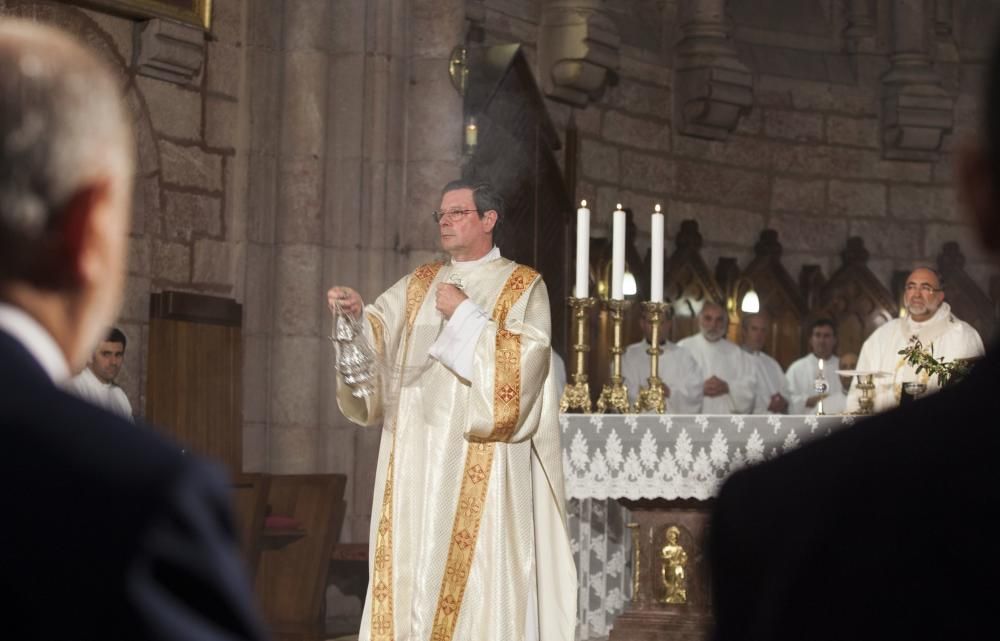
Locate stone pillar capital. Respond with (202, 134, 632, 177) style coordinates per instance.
(538, 0, 621, 107)
(672, 0, 753, 141)
(135, 18, 205, 85)
(880, 0, 953, 161)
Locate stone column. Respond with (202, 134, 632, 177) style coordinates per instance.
(673, 0, 754, 141)
(318, 0, 465, 540)
(265, 0, 333, 473)
(880, 0, 953, 160)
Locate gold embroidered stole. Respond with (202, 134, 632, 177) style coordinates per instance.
(370, 260, 444, 641)
(430, 264, 539, 641)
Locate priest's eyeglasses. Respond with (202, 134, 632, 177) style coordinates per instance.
(905, 283, 942, 294)
(432, 209, 479, 223)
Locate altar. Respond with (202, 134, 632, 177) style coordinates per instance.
(562, 413, 853, 640)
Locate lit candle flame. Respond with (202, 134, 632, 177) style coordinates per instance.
(581, 199, 587, 207)
(616, 203, 623, 210)
(654, 204, 661, 213)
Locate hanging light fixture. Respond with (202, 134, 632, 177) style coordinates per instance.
(740, 287, 760, 313)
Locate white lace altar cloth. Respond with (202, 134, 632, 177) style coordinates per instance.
(562, 414, 853, 638)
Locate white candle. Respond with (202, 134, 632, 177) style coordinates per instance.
(611, 204, 625, 300)
(650, 204, 664, 302)
(575, 200, 590, 298)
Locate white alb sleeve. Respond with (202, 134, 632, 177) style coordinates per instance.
(428, 298, 491, 381)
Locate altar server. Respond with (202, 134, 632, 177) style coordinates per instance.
(785, 318, 843, 415)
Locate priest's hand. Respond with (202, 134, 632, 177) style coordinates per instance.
(327, 286, 363, 319)
(436, 283, 468, 320)
(704, 376, 730, 397)
(768, 393, 789, 414)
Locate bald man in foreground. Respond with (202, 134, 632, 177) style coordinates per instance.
(0, 20, 266, 640)
(846, 267, 984, 413)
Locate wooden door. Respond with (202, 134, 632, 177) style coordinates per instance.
(146, 291, 242, 473)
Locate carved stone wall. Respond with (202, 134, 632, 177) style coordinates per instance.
(476, 0, 1000, 300)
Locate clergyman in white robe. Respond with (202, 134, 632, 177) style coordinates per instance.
(622, 340, 704, 414)
(333, 247, 576, 641)
(847, 300, 984, 413)
(678, 333, 756, 413)
(786, 354, 843, 415)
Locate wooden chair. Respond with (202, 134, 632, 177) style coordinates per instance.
(937, 241, 996, 341)
(807, 237, 896, 357)
(735, 230, 808, 368)
(255, 473, 348, 641)
(664, 220, 726, 341)
(230, 473, 271, 579)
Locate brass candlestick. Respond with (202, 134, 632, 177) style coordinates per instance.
(596, 298, 632, 414)
(560, 296, 596, 413)
(635, 301, 669, 414)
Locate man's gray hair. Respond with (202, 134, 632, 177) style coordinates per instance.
(0, 20, 133, 283)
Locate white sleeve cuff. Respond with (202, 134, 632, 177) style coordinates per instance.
(429, 299, 491, 381)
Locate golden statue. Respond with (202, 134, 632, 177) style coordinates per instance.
(659, 526, 688, 604)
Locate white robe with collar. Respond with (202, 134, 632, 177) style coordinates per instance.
(847, 302, 984, 413)
(785, 354, 843, 415)
(621, 340, 704, 414)
(676, 333, 756, 414)
(66, 367, 133, 420)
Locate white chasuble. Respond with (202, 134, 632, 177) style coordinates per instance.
(846, 302, 984, 413)
(337, 256, 576, 641)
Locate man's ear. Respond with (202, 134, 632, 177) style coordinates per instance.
(57, 179, 114, 286)
(957, 142, 1000, 252)
(481, 209, 498, 234)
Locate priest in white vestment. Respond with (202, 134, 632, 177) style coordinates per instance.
(847, 267, 985, 413)
(327, 180, 575, 641)
(740, 313, 790, 414)
(677, 301, 757, 414)
(621, 308, 704, 413)
(785, 318, 843, 415)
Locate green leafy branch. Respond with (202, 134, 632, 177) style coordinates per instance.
(898, 336, 972, 387)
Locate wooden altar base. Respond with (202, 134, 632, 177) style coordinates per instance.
(609, 499, 713, 641)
